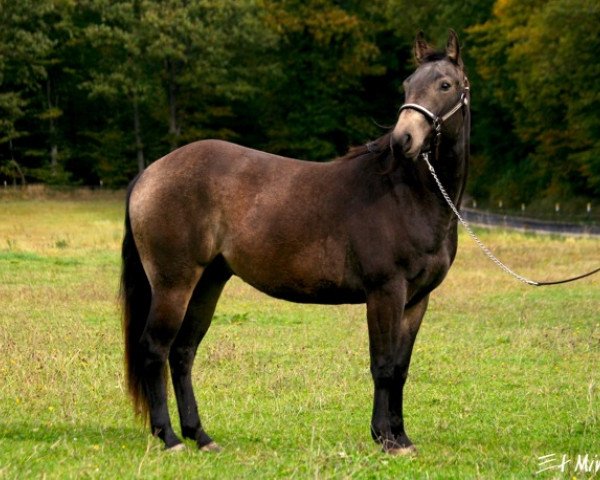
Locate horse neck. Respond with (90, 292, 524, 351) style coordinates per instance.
(427, 113, 470, 209)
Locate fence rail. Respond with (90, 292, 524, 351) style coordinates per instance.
(461, 208, 600, 237)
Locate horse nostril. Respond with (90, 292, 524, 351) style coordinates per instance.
(401, 133, 412, 152)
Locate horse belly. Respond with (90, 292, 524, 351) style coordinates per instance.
(253, 281, 366, 305)
(223, 233, 365, 305)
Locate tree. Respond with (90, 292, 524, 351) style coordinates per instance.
(80, 0, 158, 181)
(511, 0, 600, 197)
(468, 0, 600, 203)
(141, 0, 278, 150)
(241, 0, 389, 160)
(0, 0, 56, 181)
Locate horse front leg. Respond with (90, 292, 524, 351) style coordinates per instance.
(366, 278, 408, 454)
(388, 294, 429, 455)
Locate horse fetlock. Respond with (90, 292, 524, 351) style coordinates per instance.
(153, 425, 182, 449)
(195, 429, 215, 449)
(389, 415, 405, 435)
(181, 424, 200, 440)
(370, 419, 391, 443)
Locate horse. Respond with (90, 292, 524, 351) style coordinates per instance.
(120, 30, 470, 455)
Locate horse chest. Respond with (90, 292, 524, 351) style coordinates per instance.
(403, 238, 455, 304)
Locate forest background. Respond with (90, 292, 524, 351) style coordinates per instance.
(1, 0, 598, 212)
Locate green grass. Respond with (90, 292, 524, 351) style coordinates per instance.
(0, 196, 598, 479)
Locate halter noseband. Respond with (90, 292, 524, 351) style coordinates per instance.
(398, 79, 470, 155)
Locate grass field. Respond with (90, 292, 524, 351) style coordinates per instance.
(0, 194, 598, 479)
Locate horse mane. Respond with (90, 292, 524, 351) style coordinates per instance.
(336, 132, 392, 163)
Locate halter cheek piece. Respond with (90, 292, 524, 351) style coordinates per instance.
(398, 79, 470, 156)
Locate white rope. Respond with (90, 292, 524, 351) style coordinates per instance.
(421, 152, 540, 286)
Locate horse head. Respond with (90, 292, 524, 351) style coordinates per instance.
(392, 30, 470, 161)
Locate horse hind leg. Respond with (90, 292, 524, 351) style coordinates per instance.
(138, 270, 202, 450)
(169, 257, 231, 451)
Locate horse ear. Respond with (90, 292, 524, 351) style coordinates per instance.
(446, 29, 463, 66)
(414, 31, 430, 64)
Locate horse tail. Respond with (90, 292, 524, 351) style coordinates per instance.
(119, 174, 151, 421)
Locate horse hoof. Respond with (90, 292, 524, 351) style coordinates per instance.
(200, 441, 222, 453)
(166, 443, 186, 453)
(386, 444, 417, 456)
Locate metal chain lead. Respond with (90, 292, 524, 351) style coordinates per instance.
(421, 152, 540, 286)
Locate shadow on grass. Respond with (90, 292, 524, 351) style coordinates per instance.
(0, 421, 144, 446)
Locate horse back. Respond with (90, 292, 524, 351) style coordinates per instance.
(128, 140, 366, 302)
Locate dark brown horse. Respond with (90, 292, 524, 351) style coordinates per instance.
(120, 30, 470, 455)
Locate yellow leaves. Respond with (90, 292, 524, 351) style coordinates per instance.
(265, 1, 361, 47)
(305, 8, 360, 46)
(492, 0, 513, 18)
(38, 107, 63, 121)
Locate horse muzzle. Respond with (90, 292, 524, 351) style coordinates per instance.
(391, 109, 432, 160)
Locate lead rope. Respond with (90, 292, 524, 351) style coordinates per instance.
(421, 152, 600, 286)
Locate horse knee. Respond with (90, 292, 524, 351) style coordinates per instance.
(371, 357, 395, 386)
(139, 323, 180, 369)
(138, 336, 170, 370)
(140, 299, 188, 365)
(394, 364, 409, 382)
(169, 346, 195, 376)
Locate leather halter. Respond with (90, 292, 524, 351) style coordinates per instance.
(398, 79, 470, 156)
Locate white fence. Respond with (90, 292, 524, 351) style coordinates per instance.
(461, 208, 600, 236)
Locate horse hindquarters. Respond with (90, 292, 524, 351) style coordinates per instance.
(121, 183, 205, 449)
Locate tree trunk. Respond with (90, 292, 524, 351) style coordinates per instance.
(9, 158, 26, 186)
(166, 58, 180, 151)
(46, 79, 58, 173)
(133, 93, 145, 172)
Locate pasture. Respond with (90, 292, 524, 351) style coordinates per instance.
(0, 194, 598, 479)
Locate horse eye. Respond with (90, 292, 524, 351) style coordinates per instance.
(441, 82, 451, 91)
